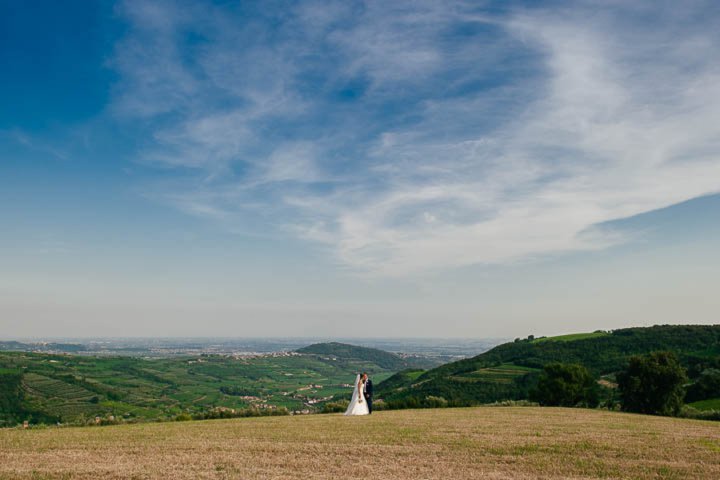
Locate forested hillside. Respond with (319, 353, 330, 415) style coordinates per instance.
(296, 342, 438, 370)
(377, 325, 720, 407)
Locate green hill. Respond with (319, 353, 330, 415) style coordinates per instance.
(295, 342, 437, 370)
(377, 325, 720, 406)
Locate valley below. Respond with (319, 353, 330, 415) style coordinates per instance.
(0, 342, 436, 423)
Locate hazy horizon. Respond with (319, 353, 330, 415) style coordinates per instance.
(2, 1, 719, 338)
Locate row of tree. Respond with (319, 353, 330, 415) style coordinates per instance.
(0, 371, 59, 426)
(531, 351, 715, 416)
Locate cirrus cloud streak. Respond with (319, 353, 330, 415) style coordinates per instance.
(112, 0, 720, 276)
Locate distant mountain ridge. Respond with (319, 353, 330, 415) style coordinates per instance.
(0, 341, 87, 353)
(377, 325, 720, 406)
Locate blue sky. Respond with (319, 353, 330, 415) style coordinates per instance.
(1, 0, 719, 338)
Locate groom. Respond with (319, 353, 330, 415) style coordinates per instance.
(362, 372, 373, 414)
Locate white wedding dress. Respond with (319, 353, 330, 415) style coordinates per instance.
(344, 374, 369, 416)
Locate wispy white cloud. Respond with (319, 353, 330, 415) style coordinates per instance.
(112, 0, 720, 276)
(2, 129, 69, 160)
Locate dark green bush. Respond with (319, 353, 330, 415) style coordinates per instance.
(685, 368, 720, 403)
(617, 351, 687, 416)
(321, 400, 349, 413)
(530, 363, 599, 407)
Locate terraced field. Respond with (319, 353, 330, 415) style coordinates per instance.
(1, 407, 718, 479)
(22, 373, 99, 420)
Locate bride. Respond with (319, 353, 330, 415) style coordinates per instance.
(344, 374, 369, 416)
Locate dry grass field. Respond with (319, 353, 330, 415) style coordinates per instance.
(1, 407, 719, 479)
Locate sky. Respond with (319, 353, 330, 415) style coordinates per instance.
(1, 0, 719, 339)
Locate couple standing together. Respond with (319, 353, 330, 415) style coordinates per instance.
(344, 372, 373, 416)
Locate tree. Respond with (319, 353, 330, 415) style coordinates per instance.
(0, 371, 26, 426)
(617, 351, 687, 416)
(685, 368, 720, 403)
(530, 363, 599, 407)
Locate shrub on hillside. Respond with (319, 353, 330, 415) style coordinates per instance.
(424, 396, 449, 408)
(530, 363, 599, 407)
(321, 400, 349, 413)
(617, 351, 687, 416)
(483, 399, 538, 407)
(190, 406, 290, 420)
(371, 399, 386, 411)
(219, 386, 258, 397)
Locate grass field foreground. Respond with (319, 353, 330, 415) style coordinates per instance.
(1, 407, 719, 479)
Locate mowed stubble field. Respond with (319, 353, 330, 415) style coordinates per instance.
(1, 407, 719, 479)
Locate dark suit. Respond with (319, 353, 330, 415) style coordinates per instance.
(364, 379, 373, 414)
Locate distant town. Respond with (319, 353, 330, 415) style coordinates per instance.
(0, 337, 505, 360)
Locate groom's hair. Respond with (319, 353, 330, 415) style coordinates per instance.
(362, 372, 367, 377)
